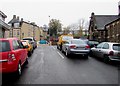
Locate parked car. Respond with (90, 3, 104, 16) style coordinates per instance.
(23, 37, 37, 49)
(87, 40, 99, 48)
(0, 38, 28, 77)
(57, 34, 73, 50)
(62, 39, 90, 58)
(21, 40, 33, 56)
(39, 40, 47, 44)
(90, 42, 120, 62)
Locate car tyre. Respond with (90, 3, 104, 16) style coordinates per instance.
(65, 50, 70, 57)
(103, 55, 111, 63)
(28, 51, 32, 57)
(84, 54, 88, 59)
(15, 62, 22, 77)
(25, 57, 29, 65)
(89, 50, 93, 57)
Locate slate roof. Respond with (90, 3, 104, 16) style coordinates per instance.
(0, 19, 10, 30)
(8, 17, 20, 24)
(0, 11, 7, 18)
(94, 15, 119, 30)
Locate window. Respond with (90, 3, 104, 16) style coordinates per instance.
(18, 40, 24, 48)
(14, 23, 20, 28)
(113, 44, 120, 51)
(17, 30, 19, 35)
(12, 40, 20, 50)
(96, 43, 104, 48)
(62, 36, 73, 41)
(102, 43, 109, 49)
(0, 41, 10, 52)
(71, 40, 85, 44)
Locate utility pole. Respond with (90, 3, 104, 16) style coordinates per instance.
(48, 16, 51, 41)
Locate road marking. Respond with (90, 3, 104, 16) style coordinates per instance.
(51, 46, 56, 50)
(57, 51, 64, 59)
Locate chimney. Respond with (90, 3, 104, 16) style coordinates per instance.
(13, 15, 16, 19)
(118, 1, 120, 15)
(21, 18, 23, 22)
(17, 16, 19, 21)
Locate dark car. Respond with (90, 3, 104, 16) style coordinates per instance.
(87, 40, 99, 48)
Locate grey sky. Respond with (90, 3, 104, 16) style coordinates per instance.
(0, 0, 119, 27)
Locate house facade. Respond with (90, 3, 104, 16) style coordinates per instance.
(105, 18, 120, 43)
(88, 12, 119, 42)
(6, 15, 43, 41)
(0, 11, 10, 38)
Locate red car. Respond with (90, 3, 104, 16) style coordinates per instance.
(0, 38, 28, 76)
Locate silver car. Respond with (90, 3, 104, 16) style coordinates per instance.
(62, 39, 90, 58)
(90, 42, 120, 62)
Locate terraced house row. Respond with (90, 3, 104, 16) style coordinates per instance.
(5, 15, 44, 41)
(0, 11, 45, 41)
(0, 11, 10, 38)
(88, 1, 120, 43)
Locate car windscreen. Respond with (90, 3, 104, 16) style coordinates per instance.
(21, 41, 27, 46)
(88, 41, 99, 44)
(71, 40, 85, 44)
(0, 41, 11, 52)
(23, 38, 32, 41)
(62, 36, 73, 41)
(113, 44, 120, 51)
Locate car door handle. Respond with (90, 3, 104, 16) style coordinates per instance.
(99, 50, 101, 51)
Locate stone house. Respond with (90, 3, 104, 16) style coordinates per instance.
(88, 12, 119, 42)
(105, 18, 120, 43)
(0, 11, 10, 38)
(6, 15, 43, 41)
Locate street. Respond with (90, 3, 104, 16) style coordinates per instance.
(2, 45, 119, 84)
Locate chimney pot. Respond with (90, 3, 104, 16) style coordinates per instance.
(17, 16, 19, 21)
(21, 18, 23, 21)
(13, 15, 16, 19)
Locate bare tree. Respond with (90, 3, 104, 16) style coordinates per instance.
(68, 23, 78, 35)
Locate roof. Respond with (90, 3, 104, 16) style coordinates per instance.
(94, 15, 119, 30)
(8, 18, 20, 24)
(0, 19, 10, 30)
(105, 17, 120, 26)
(0, 37, 18, 41)
(0, 11, 7, 18)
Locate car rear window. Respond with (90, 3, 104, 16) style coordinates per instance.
(62, 36, 73, 41)
(0, 41, 11, 52)
(113, 44, 120, 51)
(71, 40, 85, 44)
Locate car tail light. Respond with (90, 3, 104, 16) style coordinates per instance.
(85, 45, 90, 49)
(8, 53, 16, 61)
(109, 51, 114, 56)
(70, 45, 76, 49)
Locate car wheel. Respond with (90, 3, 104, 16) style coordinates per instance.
(15, 62, 22, 77)
(84, 54, 88, 59)
(57, 45, 59, 50)
(65, 50, 70, 57)
(28, 51, 32, 57)
(89, 50, 93, 57)
(103, 55, 110, 63)
(25, 56, 29, 65)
